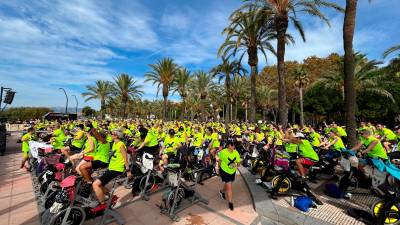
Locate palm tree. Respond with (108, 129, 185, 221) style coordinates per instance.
(218, 5, 276, 123)
(211, 58, 246, 123)
(315, 53, 395, 102)
(191, 71, 215, 122)
(342, 0, 358, 146)
(145, 58, 179, 120)
(293, 66, 310, 127)
(82, 80, 113, 119)
(113, 74, 144, 118)
(256, 85, 278, 122)
(172, 68, 191, 120)
(229, 74, 250, 121)
(383, 45, 400, 58)
(246, 0, 342, 127)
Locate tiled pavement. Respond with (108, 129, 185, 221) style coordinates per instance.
(241, 165, 379, 225)
(1, 133, 260, 225)
(0, 133, 39, 225)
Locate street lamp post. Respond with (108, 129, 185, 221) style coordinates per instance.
(72, 95, 78, 114)
(59, 88, 68, 114)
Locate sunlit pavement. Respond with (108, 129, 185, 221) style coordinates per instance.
(1, 134, 260, 225)
(0, 133, 39, 225)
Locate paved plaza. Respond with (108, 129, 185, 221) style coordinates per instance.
(1, 133, 381, 225)
(1, 134, 260, 225)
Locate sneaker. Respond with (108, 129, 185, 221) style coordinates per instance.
(219, 190, 226, 200)
(228, 202, 234, 211)
(89, 203, 107, 213)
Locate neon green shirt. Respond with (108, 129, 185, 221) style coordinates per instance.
(83, 136, 97, 157)
(72, 130, 85, 149)
(163, 135, 180, 154)
(94, 142, 110, 163)
(360, 136, 388, 160)
(298, 140, 319, 161)
(219, 148, 240, 175)
(22, 133, 32, 153)
(109, 141, 126, 172)
(145, 131, 158, 147)
(192, 133, 203, 148)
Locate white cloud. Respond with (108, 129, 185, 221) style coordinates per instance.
(0, 0, 160, 108)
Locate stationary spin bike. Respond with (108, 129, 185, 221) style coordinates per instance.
(41, 174, 125, 225)
(159, 162, 208, 221)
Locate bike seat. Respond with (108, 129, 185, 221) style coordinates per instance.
(166, 163, 181, 172)
(60, 175, 77, 188)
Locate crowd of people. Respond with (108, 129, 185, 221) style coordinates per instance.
(20, 119, 400, 211)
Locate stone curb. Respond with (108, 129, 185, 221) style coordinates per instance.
(238, 166, 332, 225)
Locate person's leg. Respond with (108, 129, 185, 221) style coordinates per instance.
(225, 182, 233, 202)
(21, 152, 29, 169)
(75, 160, 86, 175)
(296, 158, 305, 177)
(93, 180, 105, 204)
(80, 161, 93, 182)
(60, 147, 71, 158)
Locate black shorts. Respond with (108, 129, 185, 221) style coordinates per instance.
(98, 170, 123, 186)
(219, 168, 236, 183)
(70, 145, 82, 154)
(141, 145, 159, 156)
(92, 160, 108, 170)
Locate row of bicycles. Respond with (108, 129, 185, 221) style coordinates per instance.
(237, 136, 400, 225)
(28, 134, 216, 225)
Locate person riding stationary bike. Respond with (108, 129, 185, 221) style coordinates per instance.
(136, 126, 160, 157)
(92, 129, 131, 211)
(350, 129, 389, 165)
(288, 133, 319, 180)
(79, 130, 110, 183)
(61, 124, 86, 161)
(159, 129, 181, 172)
(376, 124, 398, 152)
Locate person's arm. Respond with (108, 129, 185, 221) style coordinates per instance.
(361, 141, 378, 155)
(324, 137, 337, 149)
(137, 138, 149, 150)
(350, 141, 363, 151)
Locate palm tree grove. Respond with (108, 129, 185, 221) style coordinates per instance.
(81, 1, 399, 146)
(1, 1, 400, 225)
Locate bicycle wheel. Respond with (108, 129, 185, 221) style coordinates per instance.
(271, 175, 291, 194)
(139, 174, 157, 193)
(44, 190, 59, 209)
(49, 207, 86, 225)
(371, 200, 400, 225)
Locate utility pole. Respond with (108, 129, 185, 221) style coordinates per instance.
(72, 95, 78, 114)
(59, 88, 68, 114)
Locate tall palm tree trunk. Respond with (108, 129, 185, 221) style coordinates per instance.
(225, 74, 231, 123)
(100, 98, 105, 119)
(343, 0, 358, 146)
(299, 86, 304, 127)
(276, 15, 289, 128)
(180, 97, 186, 121)
(248, 47, 258, 123)
(225, 74, 231, 136)
(163, 95, 167, 120)
(200, 96, 206, 122)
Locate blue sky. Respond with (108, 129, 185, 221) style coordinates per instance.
(0, 0, 399, 110)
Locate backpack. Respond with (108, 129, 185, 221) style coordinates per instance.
(324, 183, 344, 199)
(294, 196, 313, 212)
